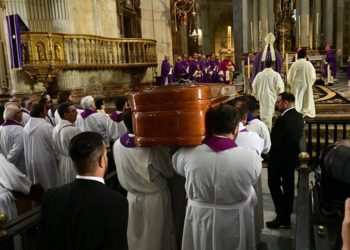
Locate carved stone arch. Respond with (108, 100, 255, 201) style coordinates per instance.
(117, 0, 142, 38)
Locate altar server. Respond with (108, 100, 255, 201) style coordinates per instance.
(52, 102, 81, 185)
(173, 105, 262, 250)
(0, 104, 26, 174)
(20, 97, 32, 126)
(23, 103, 58, 190)
(252, 59, 285, 130)
(113, 109, 175, 250)
(287, 48, 316, 118)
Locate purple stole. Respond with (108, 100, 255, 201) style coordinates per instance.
(173, 61, 188, 81)
(110, 112, 123, 122)
(120, 133, 136, 148)
(20, 108, 30, 115)
(80, 109, 97, 119)
(2, 119, 23, 127)
(246, 113, 257, 124)
(205, 135, 238, 153)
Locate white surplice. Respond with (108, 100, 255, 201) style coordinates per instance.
(23, 118, 58, 190)
(287, 58, 316, 118)
(113, 136, 174, 250)
(0, 121, 26, 174)
(52, 120, 81, 186)
(252, 68, 285, 130)
(0, 153, 31, 220)
(76, 112, 118, 145)
(236, 122, 264, 156)
(20, 109, 31, 126)
(173, 143, 262, 250)
(246, 118, 271, 154)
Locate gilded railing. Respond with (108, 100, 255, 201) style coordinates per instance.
(20, 32, 157, 82)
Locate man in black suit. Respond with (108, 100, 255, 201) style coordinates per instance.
(39, 131, 128, 250)
(266, 92, 304, 229)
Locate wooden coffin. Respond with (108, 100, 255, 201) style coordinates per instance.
(129, 83, 237, 146)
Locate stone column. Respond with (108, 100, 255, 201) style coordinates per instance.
(252, 0, 259, 52)
(259, 0, 269, 44)
(322, 0, 334, 46)
(3, 0, 28, 24)
(336, 0, 344, 64)
(49, 0, 72, 33)
(267, 0, 274, 34)
(314, 0, 321, 49)
(0, 0, 9, 92)
(232, 0, 243, 69)
(300, 0, 310, 47)
(199, 2, 208, 54)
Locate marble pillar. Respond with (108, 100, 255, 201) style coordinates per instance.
(199, 3, 210, 55)
(314, 0, 321, 49)
(232, 0, 243, 68)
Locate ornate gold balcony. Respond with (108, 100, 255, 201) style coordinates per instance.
(20, 32, 157, 84)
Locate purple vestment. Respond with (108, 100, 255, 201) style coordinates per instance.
(173, 60, 188, 82)
(252, 47, 283, 81)
(160, 59, 172, 85)
(323, 49, 337, 78)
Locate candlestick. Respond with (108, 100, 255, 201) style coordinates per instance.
(306, 14, 309, 36)
(250, 21, 253, 44)
(327, 64, 331, 84)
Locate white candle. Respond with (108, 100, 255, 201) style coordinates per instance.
(259, 20, 261, 33)
(286, 53, 289, 75)
(250, 21, 253, 44)
(291, 1, 293, 10)
(247, 56, 250, 79)
(298, 15, 301, 37)
(306, 14, 309, 36)
(266, 19, 268, 33)
(327, 64, 331, 83)
(227, 26, 232, 50)
(316, 13, 319, 35)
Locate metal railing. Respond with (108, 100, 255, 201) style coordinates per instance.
(305, 118, 350, 165)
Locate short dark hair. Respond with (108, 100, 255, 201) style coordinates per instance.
(235, 95, 258, 112)
(123, 108, 133, 133)
(227, 99, 248, 120)
(57, 91, 71, 104)
(279, 92, 295, 103)
(115, 97, 127, 111)
(265, 59, 274, 68)
(30, 103, 46, 117)
(69, 132, 105, 175)
(95, 99, 104, 110)
(209, 105, 240, 134)
(57, 102, 74, 119)
(297, 48, 307, 59)
(20, 97, 31, 108)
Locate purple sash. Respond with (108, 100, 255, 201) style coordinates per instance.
(240, 128, 249, 132)
(205, 135, 237, 152)
(80, 109, 97, 119)
(120, 133, 136, 148)
(246, 112, 257, 123)
(2, 119, 23, 127)
(110, 112, 123, 122)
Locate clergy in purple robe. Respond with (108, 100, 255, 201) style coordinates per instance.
(252, 33, 283, 81)
(160, 55, 172, 86)
(173, 56, 188, 82)
(323, 45, 337, 79)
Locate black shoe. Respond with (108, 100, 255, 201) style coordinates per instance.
(266, 218, 291, 229)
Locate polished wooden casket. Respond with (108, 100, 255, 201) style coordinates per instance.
(129, 83, 236, 146)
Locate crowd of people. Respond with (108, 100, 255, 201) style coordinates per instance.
(1, 38, 350, 249)
(160, 53, 237, 85)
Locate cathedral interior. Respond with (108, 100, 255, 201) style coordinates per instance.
(1, 0, 350, 249)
